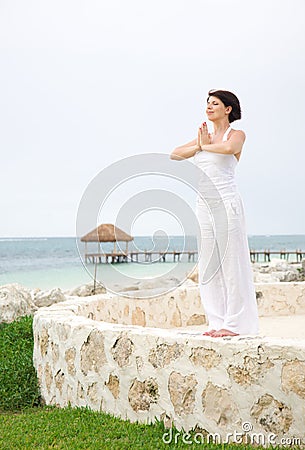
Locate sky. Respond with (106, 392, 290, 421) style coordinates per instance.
(1, 0, 305, 237)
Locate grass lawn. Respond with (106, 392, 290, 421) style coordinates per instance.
(0, 316, 292, 449)
(0, 405, 265, 450)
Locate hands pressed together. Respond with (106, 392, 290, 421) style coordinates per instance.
(197, 122, 211, 150)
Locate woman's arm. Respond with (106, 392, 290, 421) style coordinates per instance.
(170, 126, 204, 160)
(170, 127, 246, 160)
(170, 138, 200, 160)
(201, 130, 246, 155)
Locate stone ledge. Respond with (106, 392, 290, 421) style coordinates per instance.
(34, 282, 305, 332)
(33, 286, 305, 445)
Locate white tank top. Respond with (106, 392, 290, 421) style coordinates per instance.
(193, 126, 239, 201)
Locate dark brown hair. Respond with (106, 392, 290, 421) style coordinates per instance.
(207, 89, 242, 123)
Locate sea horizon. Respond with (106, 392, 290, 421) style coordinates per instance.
(1, 234, 305, 292)
(2, 233, 305, 239)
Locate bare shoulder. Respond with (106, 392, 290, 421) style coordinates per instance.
(230, 128, 246, 141)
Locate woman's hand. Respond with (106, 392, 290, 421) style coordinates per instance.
(198, 122, 211, 150)
(170, 122, 211, 160)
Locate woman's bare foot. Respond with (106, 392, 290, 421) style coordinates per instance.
(211, 328, 239, 337)
(202, 329, 216, 336)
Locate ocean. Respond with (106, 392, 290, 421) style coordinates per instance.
(1, 235, 305, 291)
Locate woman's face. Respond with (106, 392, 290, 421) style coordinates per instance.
(206, 95, 230, 121)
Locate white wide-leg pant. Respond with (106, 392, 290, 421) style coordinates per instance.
(195, 194, 259, 335)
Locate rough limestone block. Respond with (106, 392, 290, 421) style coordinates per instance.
(33, 288, 67, 308)
(0, 283, 37, 323)
(201, 382, 240, 427)
(128, 378, 159, 412)
(148, 343, 184, 368)
(65, 347, 76, 376)
(190, 347, 222, 370)
(105, 374, 120, 399)
(281, 359, 305, 399)
(227, 355, 274, 386)
(111, 335, 134, 368)
(131, 307, 146, 326)
(168, 371, 197, 416)
(250, 393, 293, 434)
(80, 329, 107, 375)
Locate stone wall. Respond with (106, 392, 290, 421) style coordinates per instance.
(2, 280, 305, 325)
(42, 282, 305, 330)
(255, 282, 305, 316)
(33, 282, 305, 446)
(49, 282, 206, 329)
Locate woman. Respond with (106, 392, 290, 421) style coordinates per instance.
(170, 89, 259, 337)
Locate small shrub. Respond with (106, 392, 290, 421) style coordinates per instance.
(0, 316, 41, 411)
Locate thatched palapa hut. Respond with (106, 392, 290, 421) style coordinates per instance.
(81, 223, 134, 256)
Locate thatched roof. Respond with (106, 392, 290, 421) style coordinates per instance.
(80, 224, 133, 243)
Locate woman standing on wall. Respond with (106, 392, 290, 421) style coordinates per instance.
(171, 89, 259, 337)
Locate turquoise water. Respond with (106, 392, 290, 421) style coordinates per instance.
(0, 236, 196, 290)
(1, 235, 304, 291)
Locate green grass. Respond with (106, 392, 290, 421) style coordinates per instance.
(0, 317, 297, 449)
(0, 405, 268, 450)
(0, 316, 41, 411)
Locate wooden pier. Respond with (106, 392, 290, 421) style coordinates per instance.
(84, 248, 305, 264)
(85, 250, 197, 264)
(249, 249, 305, 263)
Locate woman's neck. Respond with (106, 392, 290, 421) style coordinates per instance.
(212, 120, 230, 135)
